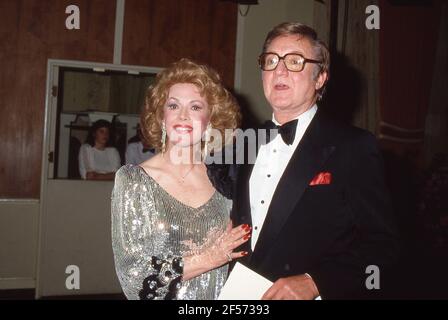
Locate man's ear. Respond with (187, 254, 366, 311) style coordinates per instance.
(315, 71, 328, 91)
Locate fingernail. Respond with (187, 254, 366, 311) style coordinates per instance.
(242, 251, 249, 256)
(243, 234, 251, 240)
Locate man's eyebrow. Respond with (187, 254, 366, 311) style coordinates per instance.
(286, 50, 305, 55)
(268, 50, 305, 56)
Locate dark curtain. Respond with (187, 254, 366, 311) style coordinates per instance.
(379, 0, 441, 150)
(378, 0, 448, 299)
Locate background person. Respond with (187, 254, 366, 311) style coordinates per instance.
(79, 119, 121, 180)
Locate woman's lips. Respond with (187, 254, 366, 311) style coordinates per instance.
(173, 125, 193, 134)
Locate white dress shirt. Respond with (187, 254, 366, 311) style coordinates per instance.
(125, 141, 155, 165)
(78, 144, 121, 179)
(249, 105, 317, 251)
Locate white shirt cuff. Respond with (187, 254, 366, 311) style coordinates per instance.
(305, 273, 322, 300)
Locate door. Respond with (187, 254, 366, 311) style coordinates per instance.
(36, 60, 161, 298)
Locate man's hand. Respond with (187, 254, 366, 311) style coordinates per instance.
(261, 274, 319, 300)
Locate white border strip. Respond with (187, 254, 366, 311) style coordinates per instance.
(0, 199, 39, 203)
(113, 0, 126, 64)
(378, 134, 424, 144)
(35, 59, 54, 299)
(380, 121, 424, 133)
(44, 59, 163, 74)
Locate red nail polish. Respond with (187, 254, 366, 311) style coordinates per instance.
(242, 251, 249, 256)
(243, 234, 251, 240)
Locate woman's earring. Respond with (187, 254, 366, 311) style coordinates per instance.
(203, 123, 212, 160)
(161, 122, 167, 154)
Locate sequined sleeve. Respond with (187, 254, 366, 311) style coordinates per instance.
(111, 165, 183, 300)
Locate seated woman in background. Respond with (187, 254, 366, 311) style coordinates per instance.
(79, 119, 121, 180)
(111, 58, 250, 300)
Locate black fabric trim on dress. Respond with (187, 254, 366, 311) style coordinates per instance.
(139, 256, 183, 300)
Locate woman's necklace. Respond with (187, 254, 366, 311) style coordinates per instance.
(178, 165, 195, 183)
(162, 152, 198, 183)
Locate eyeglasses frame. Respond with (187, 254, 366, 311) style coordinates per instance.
(258, 52, 323, 72)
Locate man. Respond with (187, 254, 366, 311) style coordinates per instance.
(125, 125, 155, 165)
(231, 22, 399, 299)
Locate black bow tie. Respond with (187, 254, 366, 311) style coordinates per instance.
(263, 119, 298, 145)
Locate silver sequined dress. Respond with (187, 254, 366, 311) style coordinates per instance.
(111, 164, 231, 300)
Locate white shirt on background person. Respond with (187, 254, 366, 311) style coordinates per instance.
(78, 144, 121, 179)
(125, 141, 155, 165)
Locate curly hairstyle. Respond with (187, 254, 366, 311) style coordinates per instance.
(140, 58, 241, 152)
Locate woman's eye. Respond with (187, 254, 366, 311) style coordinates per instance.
(191, 105, 202, 111)
(167, 103, 178, 110)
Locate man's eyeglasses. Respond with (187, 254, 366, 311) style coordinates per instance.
(258, 52, 322, 72)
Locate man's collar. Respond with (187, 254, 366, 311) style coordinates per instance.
(272, 104, 318, 126)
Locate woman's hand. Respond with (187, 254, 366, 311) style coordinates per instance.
(182, 221, 251, 281)
(86, 171, 98, 180)
(205, 221, 252, 268)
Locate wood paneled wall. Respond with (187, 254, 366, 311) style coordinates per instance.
(122, 0, 237, 88)
(0, 0, 116, 198)
(0, 0, 237, 198)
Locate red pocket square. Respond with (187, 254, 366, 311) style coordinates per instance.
(309, 172, 332, 186)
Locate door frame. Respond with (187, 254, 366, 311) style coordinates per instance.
(36, 59, 163, 298)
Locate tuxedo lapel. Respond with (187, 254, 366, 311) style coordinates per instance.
(250, 111, 336, 265)
(232, 131, 263, 256)
(233, 126, 269, 226)
(234, 161, 254, 226)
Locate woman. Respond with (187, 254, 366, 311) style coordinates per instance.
(79, 119, 121, 180)
(111, 58, 250, 300)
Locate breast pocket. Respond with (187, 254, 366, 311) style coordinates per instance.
(303, 184, 350, 223)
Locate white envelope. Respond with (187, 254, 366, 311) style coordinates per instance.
(218, 262, 273, 300)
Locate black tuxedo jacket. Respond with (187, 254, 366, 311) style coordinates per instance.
(230, 109, 400, 299)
